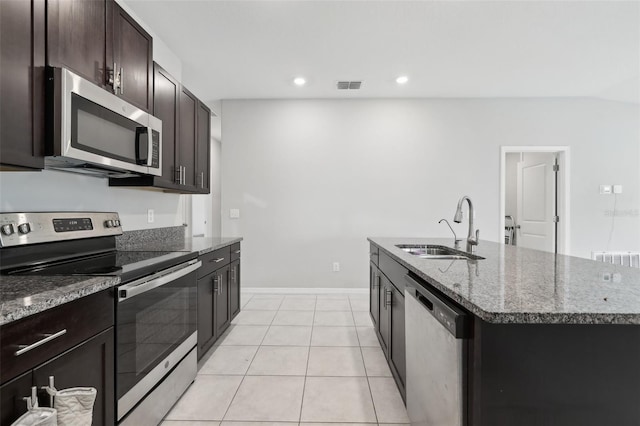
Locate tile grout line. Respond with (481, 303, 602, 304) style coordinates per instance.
(298, 296, 317, 423)
(218, 296, 275, 422)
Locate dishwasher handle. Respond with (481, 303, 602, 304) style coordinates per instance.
(405, 273, 469, 339)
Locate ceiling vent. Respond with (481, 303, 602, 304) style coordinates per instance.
(336, 81, 363, 90)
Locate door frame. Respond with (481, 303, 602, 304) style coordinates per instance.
(500, 146, 571, 255)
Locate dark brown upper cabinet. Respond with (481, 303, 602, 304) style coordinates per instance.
(0, 0, 46, 170)
(47, 0, 153, 111)
(196, 101, 211, 192)
(178, 85, 198, 190)
(109, 63, 212, 194)
(111, 2, 153, 112)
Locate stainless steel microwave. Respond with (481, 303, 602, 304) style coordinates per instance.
(45, 67, 162, 178)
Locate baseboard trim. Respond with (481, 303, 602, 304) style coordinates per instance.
(242, 287, 368, 295)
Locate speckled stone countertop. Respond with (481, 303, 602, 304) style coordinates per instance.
(369, 237, 640, 325)
(118, 236, 243, 255)
(1, 234, 242, 326)
(0, 275, 119, 326)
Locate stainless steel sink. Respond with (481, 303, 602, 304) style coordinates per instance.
(396, 244, 484, 260)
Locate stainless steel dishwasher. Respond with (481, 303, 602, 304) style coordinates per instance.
(404, 274, 469, 426)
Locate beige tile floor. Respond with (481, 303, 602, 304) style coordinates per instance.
(162, 292, 409, 426)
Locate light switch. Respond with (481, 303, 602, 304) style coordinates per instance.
(229, 209, 240, 219)
(613, 185, 623, 194)
(599, 185, 612, 195)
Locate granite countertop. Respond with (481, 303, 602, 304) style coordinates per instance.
(369, 237, 640, 325)
(1, 236, 242, 326)
(118, 236, 243, 255)
(0, 275, 120, 326)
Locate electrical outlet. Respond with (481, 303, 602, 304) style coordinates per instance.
(332, 262, 340, 272)
(230, 209, 240, 219)
(147, 209, 154, 223)
(613, 185, 623, 194)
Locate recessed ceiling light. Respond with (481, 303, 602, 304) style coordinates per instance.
(396, 76, 409, 85)
(293, 77, 306, 86)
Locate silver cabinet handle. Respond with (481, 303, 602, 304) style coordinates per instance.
(200, 172, 204, 188)
(232, 267, 236, 282)
(213, 257, 225, 263)
(109, 62, 117, 91)
(120, 66, 124, 94)
(385, 289, 392, 307)
(118, 260, 201, 301)
(181, 166, 186, 185)
(234, 250, 241, 254)
(175, 166, 181, 184)
(15, 329, 67, 356)
(217, 275, 222, 294)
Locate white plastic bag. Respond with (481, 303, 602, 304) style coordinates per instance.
(10, 408, 58, 426)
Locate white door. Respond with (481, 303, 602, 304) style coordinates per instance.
(516, 152, 557, 252)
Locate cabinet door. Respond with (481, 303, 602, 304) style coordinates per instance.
(229, 260, 241, 319)
(178, 86, 197, 189)
(214, 265, 231, 338)
(33, 328, 114, 426)
(111, 1, 153, 112)
(0, 371, 32, 425)
(389, 286, 406, 390)
(153, 63, 180, 189)
(47, 0, 108, 88)
(195, 101, 211, 192)
(369, 262, 379, 328)
(378, 276, 391, 354)
(197, 274, 215, 359)
(0, 0, 45, 170)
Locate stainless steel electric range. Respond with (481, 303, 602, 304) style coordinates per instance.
(0, 212, 201, 426)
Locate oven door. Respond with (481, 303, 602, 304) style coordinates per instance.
(116, 259, 200, 420)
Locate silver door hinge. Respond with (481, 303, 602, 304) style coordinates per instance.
(553, 216, 560, 223)
(553, 164, 559, 172)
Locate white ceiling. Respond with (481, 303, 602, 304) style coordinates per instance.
(124, 0, 640, 104)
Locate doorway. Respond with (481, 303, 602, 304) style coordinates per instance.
(500, 147, 570, 255)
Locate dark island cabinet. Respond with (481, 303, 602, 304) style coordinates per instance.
(111, 1, 153, 112)
(369, 243, 407, 400)
(197, 244, 241, 359)
(0, 0, 45, 170)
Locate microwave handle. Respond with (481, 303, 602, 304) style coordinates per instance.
(146, 127, 154, 166)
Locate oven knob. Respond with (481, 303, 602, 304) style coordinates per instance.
(114, 220, 121, 227)
(17, 223, 31, 234)
(105, 220, 115, 228)
(1, 224, 15, 236)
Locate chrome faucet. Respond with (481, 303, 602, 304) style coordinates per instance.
(438, 219, 462, 249)
(453, 195, 479, 253)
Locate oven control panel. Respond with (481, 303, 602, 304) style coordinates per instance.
(0, 212, 122, 247)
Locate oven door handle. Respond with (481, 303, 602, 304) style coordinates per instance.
(118, 260, 201, 302)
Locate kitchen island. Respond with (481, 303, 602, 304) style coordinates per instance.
(368, 237, 640, 426)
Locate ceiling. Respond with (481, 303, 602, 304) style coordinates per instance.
(124, 0, 640, 105)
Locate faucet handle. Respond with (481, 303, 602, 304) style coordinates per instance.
(474, 229, 480, 243)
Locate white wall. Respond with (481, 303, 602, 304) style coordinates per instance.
(0, 0, 188, 231)
(221, 98, 640, 288)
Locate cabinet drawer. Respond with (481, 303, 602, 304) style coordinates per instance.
(230, 243, 241, 262)
(370, 243, 379, 266)
(0, 289, 114, 384)
(379, 251, 408, 294)
(198, 246, 231, 278)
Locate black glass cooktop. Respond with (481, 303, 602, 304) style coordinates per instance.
(5, 250, 197, 283)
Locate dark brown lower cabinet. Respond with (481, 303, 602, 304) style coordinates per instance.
(0, 328, 114, 426)
(389, 286, 406, 396)
(214, 265, 231, 338)
(197, 273, 216, 359)
(229, 260, 241, 319)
